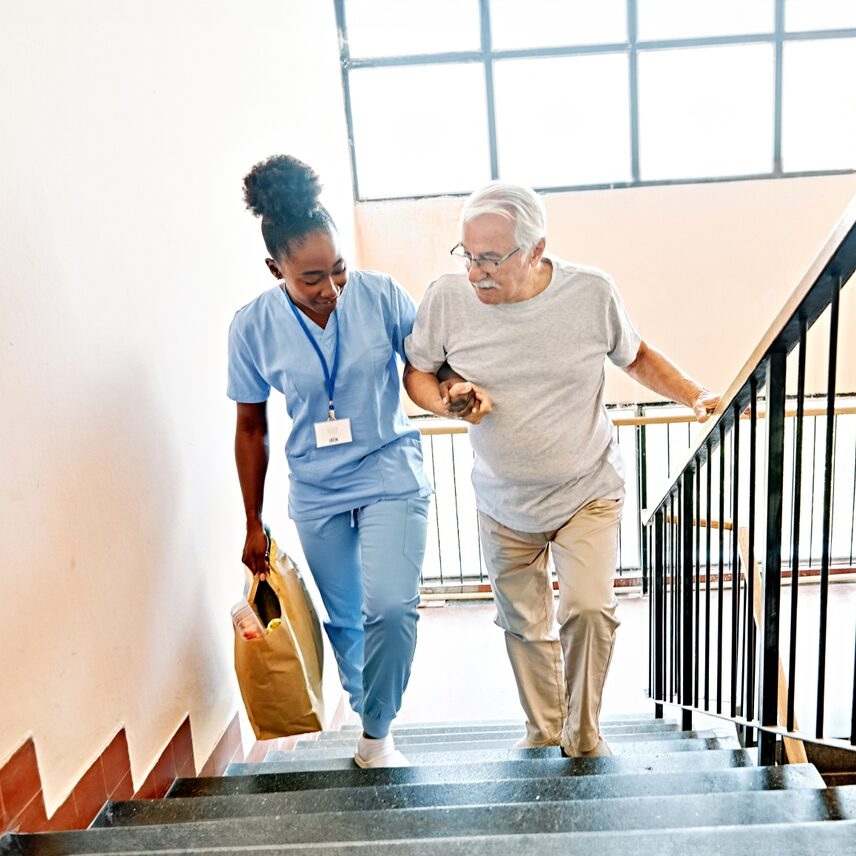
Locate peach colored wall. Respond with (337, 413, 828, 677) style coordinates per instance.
(0, 0, 348, 814)
(356, 175, 856, 405)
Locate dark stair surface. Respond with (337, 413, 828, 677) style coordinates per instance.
(3, 716, 855, 854)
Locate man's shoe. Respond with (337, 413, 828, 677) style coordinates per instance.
(354, 733, 411, 768)
(514, 734, 562, 749)
(562, 737, 612, 758)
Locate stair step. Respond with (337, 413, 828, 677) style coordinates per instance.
(93, 764, 825, 828)
(332, 713, 664, 733)
(235, 737, 738, 773)
(4, 787, 855, 852)
(294, 732, 528, 752)
(17, 821, 856, 856)
(167, 748, 754, 798)
(284, 729, 720, 758)
(303, 723, 690, 749)
(319, 720, 681, 741)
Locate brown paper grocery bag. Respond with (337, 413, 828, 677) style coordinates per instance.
(234, 537, 324, 739)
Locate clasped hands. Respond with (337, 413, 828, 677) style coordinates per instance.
(438, 380, 492, 425)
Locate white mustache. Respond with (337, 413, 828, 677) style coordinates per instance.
(473, 280, 500, 290)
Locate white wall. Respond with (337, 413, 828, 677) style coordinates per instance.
(0, 0, 351, 811)
(356, 174, 856, 405)
(3, 0, 854, 814)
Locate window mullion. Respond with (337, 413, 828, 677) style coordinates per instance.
(773, 0, 784, 176)
(480, 0, 499, 180)
(628, 0, 640, 183)
(333, 0, 361, 201)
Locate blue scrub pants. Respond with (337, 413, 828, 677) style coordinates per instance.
(295, 496, 430, 738)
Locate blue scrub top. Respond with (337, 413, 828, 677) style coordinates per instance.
(227, 269, 432, 521)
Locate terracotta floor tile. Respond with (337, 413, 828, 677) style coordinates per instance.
(0, 740, 41, 821)
(133, 744, 176, 801)
(199, 716, 240, 777)
(43, 793, 80, 832)
(10, 791, 47, 834)
(72, 760, 107, 827)
(175, 753, 195, 779)
(99, 731, 131, 795)
(0, 801, 8, 835)
(171, 718, 194, 771)
(109, 771, 134, 802)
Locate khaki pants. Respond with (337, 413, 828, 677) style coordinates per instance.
(478, 499, 622, 755)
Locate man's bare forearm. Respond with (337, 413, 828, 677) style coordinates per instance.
(624, 341, 720, 422)
(404, 361, 448, 415)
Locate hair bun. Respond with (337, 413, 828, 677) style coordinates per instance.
(243, 155, 322, 223)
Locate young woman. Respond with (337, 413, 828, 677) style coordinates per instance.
(228, 154, 431, 767)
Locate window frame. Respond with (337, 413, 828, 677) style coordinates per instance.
(333, 0, 856, 201)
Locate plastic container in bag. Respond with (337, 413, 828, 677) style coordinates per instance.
(231, 600, 265, 640)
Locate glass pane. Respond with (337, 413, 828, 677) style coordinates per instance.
(637, 0, 774, 40)
(786, 0, 856, 31)
(638, 44, 775, 180)
(782, 38, 856, 171)
(344, 0, 480, 58)
(349, 64, 491, 198)
(490, 0, 626, 50)
(493, 55, 631, 186)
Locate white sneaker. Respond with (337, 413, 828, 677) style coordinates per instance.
(354, 733, 411, 768)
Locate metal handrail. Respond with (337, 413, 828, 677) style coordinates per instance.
(645, 193, 856, 765)
(642, 194, 856, 528)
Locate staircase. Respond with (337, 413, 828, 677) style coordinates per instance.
(2, 716, 856, 854)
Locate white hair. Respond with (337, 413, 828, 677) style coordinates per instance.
(460, 181, 547, 252)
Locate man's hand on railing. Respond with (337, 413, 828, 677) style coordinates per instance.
(691, 389, 721, 423)
(440, 380, 492, 425)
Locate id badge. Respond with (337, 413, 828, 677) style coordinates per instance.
(314, 417, 352, 448)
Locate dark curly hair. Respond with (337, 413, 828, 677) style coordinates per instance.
(243, 154, 336, 260)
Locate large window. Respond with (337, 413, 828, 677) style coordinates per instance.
(334, 0, 856, 200)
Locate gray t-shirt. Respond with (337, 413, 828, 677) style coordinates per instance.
(405, 256, 642, 532)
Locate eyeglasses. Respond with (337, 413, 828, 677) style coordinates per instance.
(450, 243, 521, 274)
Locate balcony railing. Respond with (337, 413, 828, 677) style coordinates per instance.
(416, 396, 856, 594)
(643, 195, 856, 765)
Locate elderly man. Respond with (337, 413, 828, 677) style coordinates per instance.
(404, 181, 718, 756)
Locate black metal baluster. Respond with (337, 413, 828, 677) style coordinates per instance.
(668, 491, 674, 702)
(717, 423, 726, 715)
(705, 441, 713, 711)
(760, 351, 787, 765)
(851, 630, 856, 745)
(647, 519, 654, 701)
(695, 463, 701, 708)
(745, 377, 759, 742)
(809, 416, 818, 568)
(669, 493, 681, 701)
(788, 325, 807, 732)
(666, 422, 672, 478)
(616, 425, 624, 573)
(675, 486, 682, 705)
(655, 509, 665, 719)
(817, 279, 841, 738)
(638, 418, 649, 594)
(683, 467, 695, 730)
(429, 435, 443, 584)
(449, 435, 464, 585)
(849, 427, 856, 567)
(731, 404, 741, 720)
(849, 425, 856, 567)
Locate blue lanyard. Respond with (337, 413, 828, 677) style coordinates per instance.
(286, 292, 340, 420)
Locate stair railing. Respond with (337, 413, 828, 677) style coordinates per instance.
(643, 195, 856, 766)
